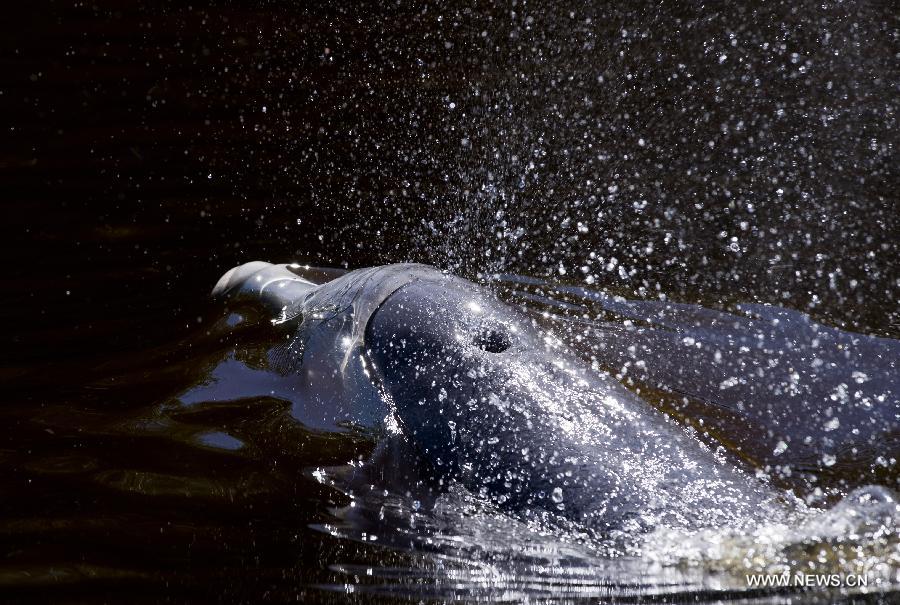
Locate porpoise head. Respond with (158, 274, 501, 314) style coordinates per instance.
(207, 261, 787, 534)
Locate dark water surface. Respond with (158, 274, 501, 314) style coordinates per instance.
(3, 0, 898, 602)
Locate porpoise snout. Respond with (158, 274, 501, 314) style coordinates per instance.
(212, 261, 317, 314)
(212, 261, 276, 297)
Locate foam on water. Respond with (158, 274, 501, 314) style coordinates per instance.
(644, 486, 900, 581)
(312, 475, 900, 601)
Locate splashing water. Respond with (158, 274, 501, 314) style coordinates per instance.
(174, 266, 900, 601)
(5, 0, 898, 602)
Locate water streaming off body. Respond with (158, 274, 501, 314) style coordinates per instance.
(4, 0, 898, 602)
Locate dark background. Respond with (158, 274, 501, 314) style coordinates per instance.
(4, 1, 898, 372)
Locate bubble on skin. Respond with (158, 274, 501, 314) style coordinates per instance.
(852, 371, 870, 384)
(719, 377, 739, 390)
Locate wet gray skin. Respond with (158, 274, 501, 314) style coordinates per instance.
(202, 261, 792, 535)
(539, 284, 900, 486)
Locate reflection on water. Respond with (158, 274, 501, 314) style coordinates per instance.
(315, 482, 900, 602)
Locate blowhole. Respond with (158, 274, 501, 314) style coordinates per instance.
(473, 326, 511, 353)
